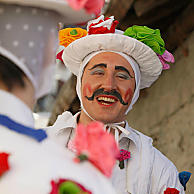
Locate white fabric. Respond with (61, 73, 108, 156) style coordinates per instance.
(47, 111, 185, 194)
(0, 89, 34, 127)
(0, 3, 59, 98)
(0, 91, 116, 194)
(0, 0, 94, 24)
(62, 32, 163, 89)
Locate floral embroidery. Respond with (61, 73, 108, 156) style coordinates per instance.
(0, 152, 10, 176)
(72, 121, 119, 177)
(50, 179, 92, 194)
(164, 188, 180, 194)
(87, 15, 119, 35)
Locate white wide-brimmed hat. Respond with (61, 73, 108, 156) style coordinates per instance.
(58, 15, 174, 89)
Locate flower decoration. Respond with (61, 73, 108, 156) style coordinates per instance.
(66, 0, 104, 16)
(0, 152, 10, 177)
(57, 28, 87, 62)
(87, 15, 119, 35)
(117, 149, 131, 169)
(164, 188, 180, 194)
(59, 28, 87, 47)
(72, 121, 119, 177)
(50, 179, 92, 194)
(157, 50, 175, 70)
(124, 25, 165, 55)
(124, 25, 175, 69)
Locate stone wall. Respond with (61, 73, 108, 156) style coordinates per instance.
(126, 31, 194, 193)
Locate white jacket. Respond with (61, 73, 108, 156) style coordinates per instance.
(0, 90, 116, 194)
(47, 111, 185, 194)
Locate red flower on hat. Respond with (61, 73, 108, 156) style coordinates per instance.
(72, 121, 119, 177)
(0, 152, 10, 176)
(87, 15, 119, 35)
(164, 188, 180, 194)
(50, 178, 92, 194)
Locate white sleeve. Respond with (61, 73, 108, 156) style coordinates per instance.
(151, 148, 185, 194)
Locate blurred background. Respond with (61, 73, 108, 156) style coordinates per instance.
(29, 0, 193, 192)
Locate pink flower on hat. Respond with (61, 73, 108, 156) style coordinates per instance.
(73, 121, 119, 177)
(66, 0, 104, 15)
(164, 188, 180, 194)
(87, 15, 119, 35)
(157, 50, 175, 70)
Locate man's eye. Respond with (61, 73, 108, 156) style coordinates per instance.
(116, 72, 130, 80)
(90, 69, 104, 75)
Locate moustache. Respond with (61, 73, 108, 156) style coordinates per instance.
(85, 88, 128, 106)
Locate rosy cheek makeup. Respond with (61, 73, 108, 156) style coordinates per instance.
(124, 88, 133, 103)
(83, 83, 92, 97)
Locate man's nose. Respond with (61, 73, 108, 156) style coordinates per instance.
(102, 74, 116, 90)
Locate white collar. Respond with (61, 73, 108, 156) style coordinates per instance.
(119, 121, 140, 152)
(0, 90, 34, 127)
(55, 111, 139, 151)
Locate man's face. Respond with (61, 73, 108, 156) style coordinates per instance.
(81, 52, 135, 123)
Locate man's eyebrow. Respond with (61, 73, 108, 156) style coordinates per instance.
(88, 63, 107, 70)
(115, 66, 134, 78)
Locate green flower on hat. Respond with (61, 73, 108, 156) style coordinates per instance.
(124, 25, 165, 55)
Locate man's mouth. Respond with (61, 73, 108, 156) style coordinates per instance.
(96, 95, 118, 106)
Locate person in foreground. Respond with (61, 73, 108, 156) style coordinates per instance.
(49, 15, 188, 194)
(0, 3, 117, 194)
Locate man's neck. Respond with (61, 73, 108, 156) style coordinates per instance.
(79, 110, 126, 135)
(79, 110, 93, 126)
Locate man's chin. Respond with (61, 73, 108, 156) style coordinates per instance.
(92, 115, 119, 124)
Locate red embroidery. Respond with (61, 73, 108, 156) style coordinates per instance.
(164, 188, 180, 194)
(0, 152, 10, 176)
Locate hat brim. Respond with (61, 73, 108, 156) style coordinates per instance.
(62, 33, 163, 89)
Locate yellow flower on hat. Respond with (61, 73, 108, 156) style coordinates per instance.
(59, 28, 88, 47)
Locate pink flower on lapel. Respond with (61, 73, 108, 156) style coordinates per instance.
(73, 121, 119, 177)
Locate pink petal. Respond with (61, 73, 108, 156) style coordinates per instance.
(73, 121, 119, 177)
(66, 0, 88, 10)
(161, 50, 175, 63)
(84, 0, 105, 15)
(158, 54, 171, 70)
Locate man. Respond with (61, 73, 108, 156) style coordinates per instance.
(0, 4, 116, 194)
(49, 15, 185, 193)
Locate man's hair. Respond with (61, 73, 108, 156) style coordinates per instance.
(0, 55, 26, 91)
